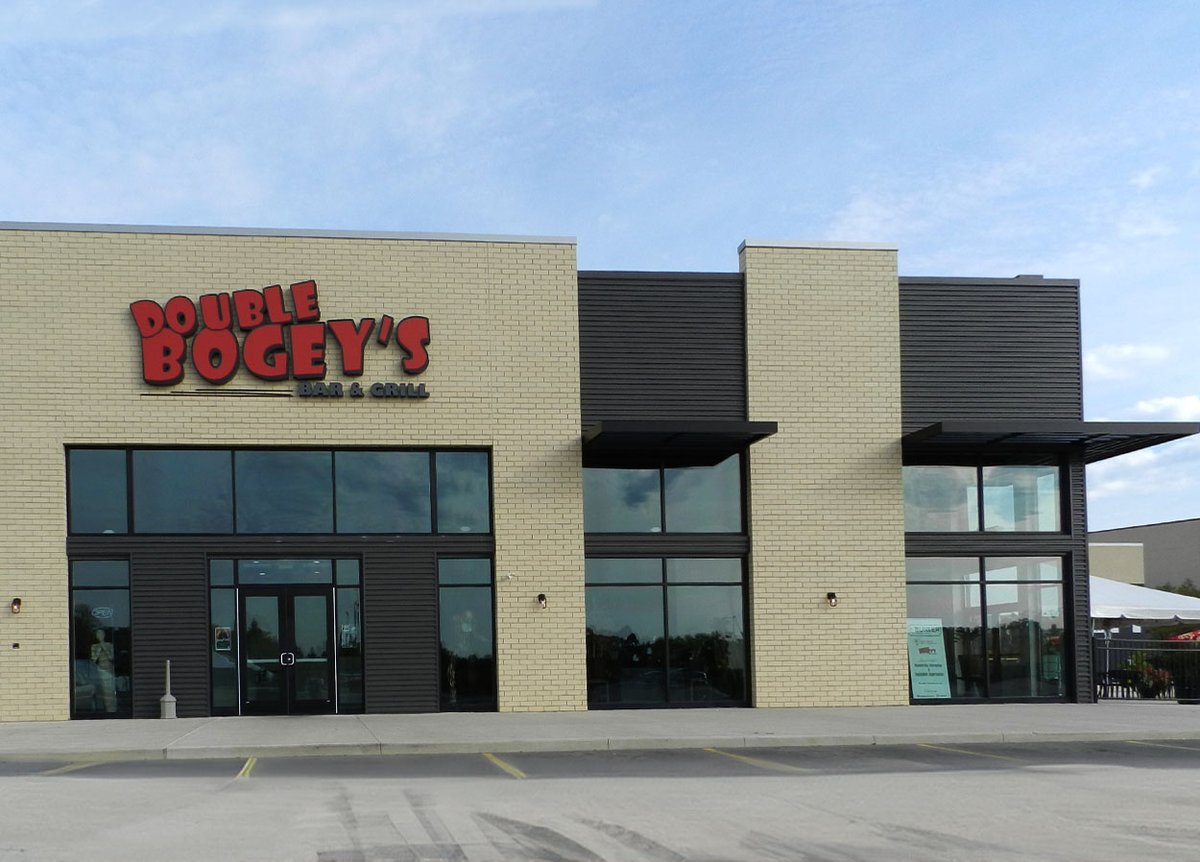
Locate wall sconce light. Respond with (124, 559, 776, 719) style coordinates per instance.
(10, 598, 21, 615)
(537, 593, 547, 609)
(826, 592, 838, 608)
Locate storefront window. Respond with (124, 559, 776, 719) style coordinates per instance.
(438, 558, 495, 711)
(209, 587, 238, 712)
(68, 449, 128, 534)
(235, 451, 333, 533)
(583, 468, 661, 532)
(586, 583, 666, 705)
(905, 556, 1065, 701)
(584, 455, 743, 534)
(981, 466, 1060, 532)
(902, 466, 976, 532)
(585, 557, 747, 707)
(71, 560, 132, 718)
(133, 449, 233, 533)
(435, 452, 491, 534)
(69, 447, 489, 537)
(903, 464, 1061, 533)
(665, 455, 742, 532)
(335, 451, 431, 533)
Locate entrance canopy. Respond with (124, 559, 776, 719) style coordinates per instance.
(1090, 576, 1200, 621)
(582, 419, 777, 467)
(904, 420, 1199, 464)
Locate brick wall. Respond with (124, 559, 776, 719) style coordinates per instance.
(0, 227, 587, 720)
(740, 242, 909, 707)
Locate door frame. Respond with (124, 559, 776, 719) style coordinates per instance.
(238, 585, 336, 715)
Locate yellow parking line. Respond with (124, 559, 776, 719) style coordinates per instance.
(40, 761, 102, 776)
(482, 752, 526, 779)
(1127, 740, 1200, 753)
(704, 748, 812, 774)
(236, 756, 257, 779)
(917, 743, 1024, 762)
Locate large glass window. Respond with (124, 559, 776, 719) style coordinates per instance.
(981, 466, 1060, 532)
(235, 451, 333, 533)
(905, 556, 1065, 701)
(903, 464, 1061, 533)
(68, 448, 489, 537)
(435, 452, 491, 534)
(335, 451, 431, 533)
(68, 449, 128, 534)
(665, 456, 742, 532)
(583, 455, 742, 534)
(438, 558, 495, 711)
(71, 560, 132, 718)
(585, 557, 747, 707)
(133, 449, 233, 533)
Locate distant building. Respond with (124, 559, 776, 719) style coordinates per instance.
(1088, 542, 1145, 586)
(1091, 520, 1200, 590)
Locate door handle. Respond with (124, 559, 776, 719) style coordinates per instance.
(280, 652, 296, 667)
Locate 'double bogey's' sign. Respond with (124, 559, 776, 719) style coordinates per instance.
(129, 280, 430, 397)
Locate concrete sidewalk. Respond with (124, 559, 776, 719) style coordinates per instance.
(2, 701, 1199, 762)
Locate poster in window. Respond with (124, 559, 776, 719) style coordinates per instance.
(213, 626, 232, 652)
(907, 618, 951, 699)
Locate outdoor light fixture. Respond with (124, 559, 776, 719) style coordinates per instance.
(826, 592, 838, 608)
(10, 598, 21, 615)
(537, 593, 547, 609)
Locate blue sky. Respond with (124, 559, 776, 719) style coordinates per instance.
(2, 1, 1199, 530)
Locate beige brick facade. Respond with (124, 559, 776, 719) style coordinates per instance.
(741, 242, 909, 707)
(0, 227, 587, 720)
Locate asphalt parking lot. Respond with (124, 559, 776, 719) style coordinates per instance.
(5, 741, 1200, 861)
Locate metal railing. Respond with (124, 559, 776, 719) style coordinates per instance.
(1093, 637, 1200, 701)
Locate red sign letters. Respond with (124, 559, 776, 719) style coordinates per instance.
(130, 280, 430, 386)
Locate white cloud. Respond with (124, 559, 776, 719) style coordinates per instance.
(1134, 395, 1200, 421)
(1088, 437, 1200, 502)
(1130, 165, 1166, 190)
(1083, 343, 1169, 381)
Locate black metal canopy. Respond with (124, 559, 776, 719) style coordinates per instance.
(582, 419, 778, 467)
(903, 419, 1199, 464)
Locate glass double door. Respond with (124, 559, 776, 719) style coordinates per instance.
(240, 587, 334, 714)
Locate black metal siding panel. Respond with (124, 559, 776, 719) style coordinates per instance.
(578, 272, 747, 422)
(363, 547, 439, 713)
(899, 280, 1083, 432)
(585, 535, 749, 558)
(129, 548, 209, 718)
(1068, 458, 1093, 703)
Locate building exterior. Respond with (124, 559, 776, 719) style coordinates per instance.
(1088, 542, 1146, 586)
(1092, 520, 1200, 590)
(1, 222, 1193, 721)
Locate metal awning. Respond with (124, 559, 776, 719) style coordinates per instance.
(582, 419, 778, 466)
(903, 419, 1199, 464)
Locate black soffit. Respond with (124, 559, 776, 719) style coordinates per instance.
(903, 420, 1200, 464)
(582, 420, 779, 466)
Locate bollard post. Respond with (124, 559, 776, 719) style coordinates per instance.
(159, 658, 177, 719)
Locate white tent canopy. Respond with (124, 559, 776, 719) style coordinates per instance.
(1090, 576, 1200, 621)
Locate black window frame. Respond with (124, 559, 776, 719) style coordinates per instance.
(584, 555, 749, 708)
(436, 554, 498, 712)
(901, 458, 1068, 535)
(65, 446, 493, 537)
(68, 557, 133, 720)
(904, 554, 1068, 703)
(582, 453, 746, 535)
